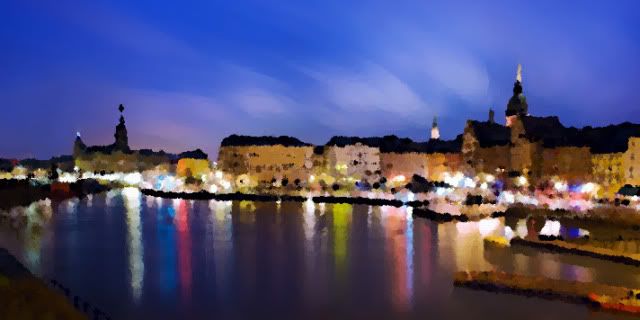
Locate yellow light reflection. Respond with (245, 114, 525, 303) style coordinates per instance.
(333, 203, 352, 280)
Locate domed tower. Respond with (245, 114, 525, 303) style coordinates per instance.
(114, 104, 130, 152)
(431, 116, 440, 140)
(505, 64, 528, 126)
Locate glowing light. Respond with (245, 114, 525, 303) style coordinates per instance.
(579, 182, 597, 194)
(539, 220, 561, 237)
(516, 176, 528, 186)
(516, 219, 528, 238)
(485, 174, 495, 183)
(504, 226, 515, 241)
(478, 218, 500, 237)
(500, 191, 515, 204)
(123, 172, 142, 186)
(215, 171, 223, 179)
(463, 177, 476, 188)
(480, 182, 488, 190)
(58, 172, 78, 183)
(406, 191, 415, 202)
(455, 221, 477, 235)
(309, 175, 315, 183)
(578, 228, 590, 238)
(392, 175, 406, 183)
(443, 171, 465, 188)
(209, 185, 218, 193)
(554, 181, 568, 192)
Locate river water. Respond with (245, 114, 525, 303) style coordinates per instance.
(0, 188, 636, 319)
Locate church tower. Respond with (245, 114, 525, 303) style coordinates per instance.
(505, 64, 528, 126)
(114, 104, 130, 152)
(430, 116, 440, 140)
(73, 131, 87, 157)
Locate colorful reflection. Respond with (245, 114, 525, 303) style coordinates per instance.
(174, 199, 192, 304)
(157, 201, 177, 296)
(383, 206, 413, 311)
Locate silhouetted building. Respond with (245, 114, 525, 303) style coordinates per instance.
(74, 104, 207, 173)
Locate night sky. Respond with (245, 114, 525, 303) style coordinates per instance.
(2, 1, 639, 159)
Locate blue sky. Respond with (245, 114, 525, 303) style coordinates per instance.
(2, 0, 639, 158)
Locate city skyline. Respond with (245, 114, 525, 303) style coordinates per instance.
(2, 1, 640, 159)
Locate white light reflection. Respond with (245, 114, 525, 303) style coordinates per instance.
(478, 218, 501, 237)
(516, 219, 528, 238)
(123, 187, 144, 303)
(86, 194, 93, 207)
(303, 198, 316, 240)
(504, 226, 515, 241)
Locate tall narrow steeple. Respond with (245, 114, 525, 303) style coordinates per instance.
(114, 104, 130, 152)
(73, 131, 86, 157)
(506, 64, 528, 126)
(430, 116, 440, 140)
(488, 108, 495, 124)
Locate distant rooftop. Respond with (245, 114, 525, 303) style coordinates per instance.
(516, 116, 640, 153)
(325, 135, 461, 154)
(220, 134, 312, 147)
(468, 120, 511, 148)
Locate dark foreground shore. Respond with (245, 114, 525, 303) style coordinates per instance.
(0, 179, 109, 210)
(0, 248, 87, 319)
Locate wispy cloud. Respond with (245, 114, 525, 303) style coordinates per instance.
(231, 88, 292, 116)
(303, 63, 428, 117)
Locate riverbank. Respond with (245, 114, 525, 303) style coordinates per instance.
(142, 189, 514, 222)
(0, 179, 109, 210)
(0, 248, 86, 319)
(511, 237, 640, 266)
(505, 205, 640, 230)
(454, 271, 628, 306)
(140, 188, 431, 207)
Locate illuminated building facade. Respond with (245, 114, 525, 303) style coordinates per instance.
(380, 137, 461, 182)
(324, 137, 381, 180)
(212, 65, 640, 197)
(217, 135, 314, 187)
(463, 66, 640, 196)
(461, 120, 510, 177)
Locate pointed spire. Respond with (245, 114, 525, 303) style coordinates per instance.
(430, 116, 440, 140)
(516, 63, 522, 83)
(114, 104, 130, 152)
(488, 108, 495, 123)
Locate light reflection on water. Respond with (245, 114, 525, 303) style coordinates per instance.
(0, 192, 638, 319)
(123, 187, 144, 303)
